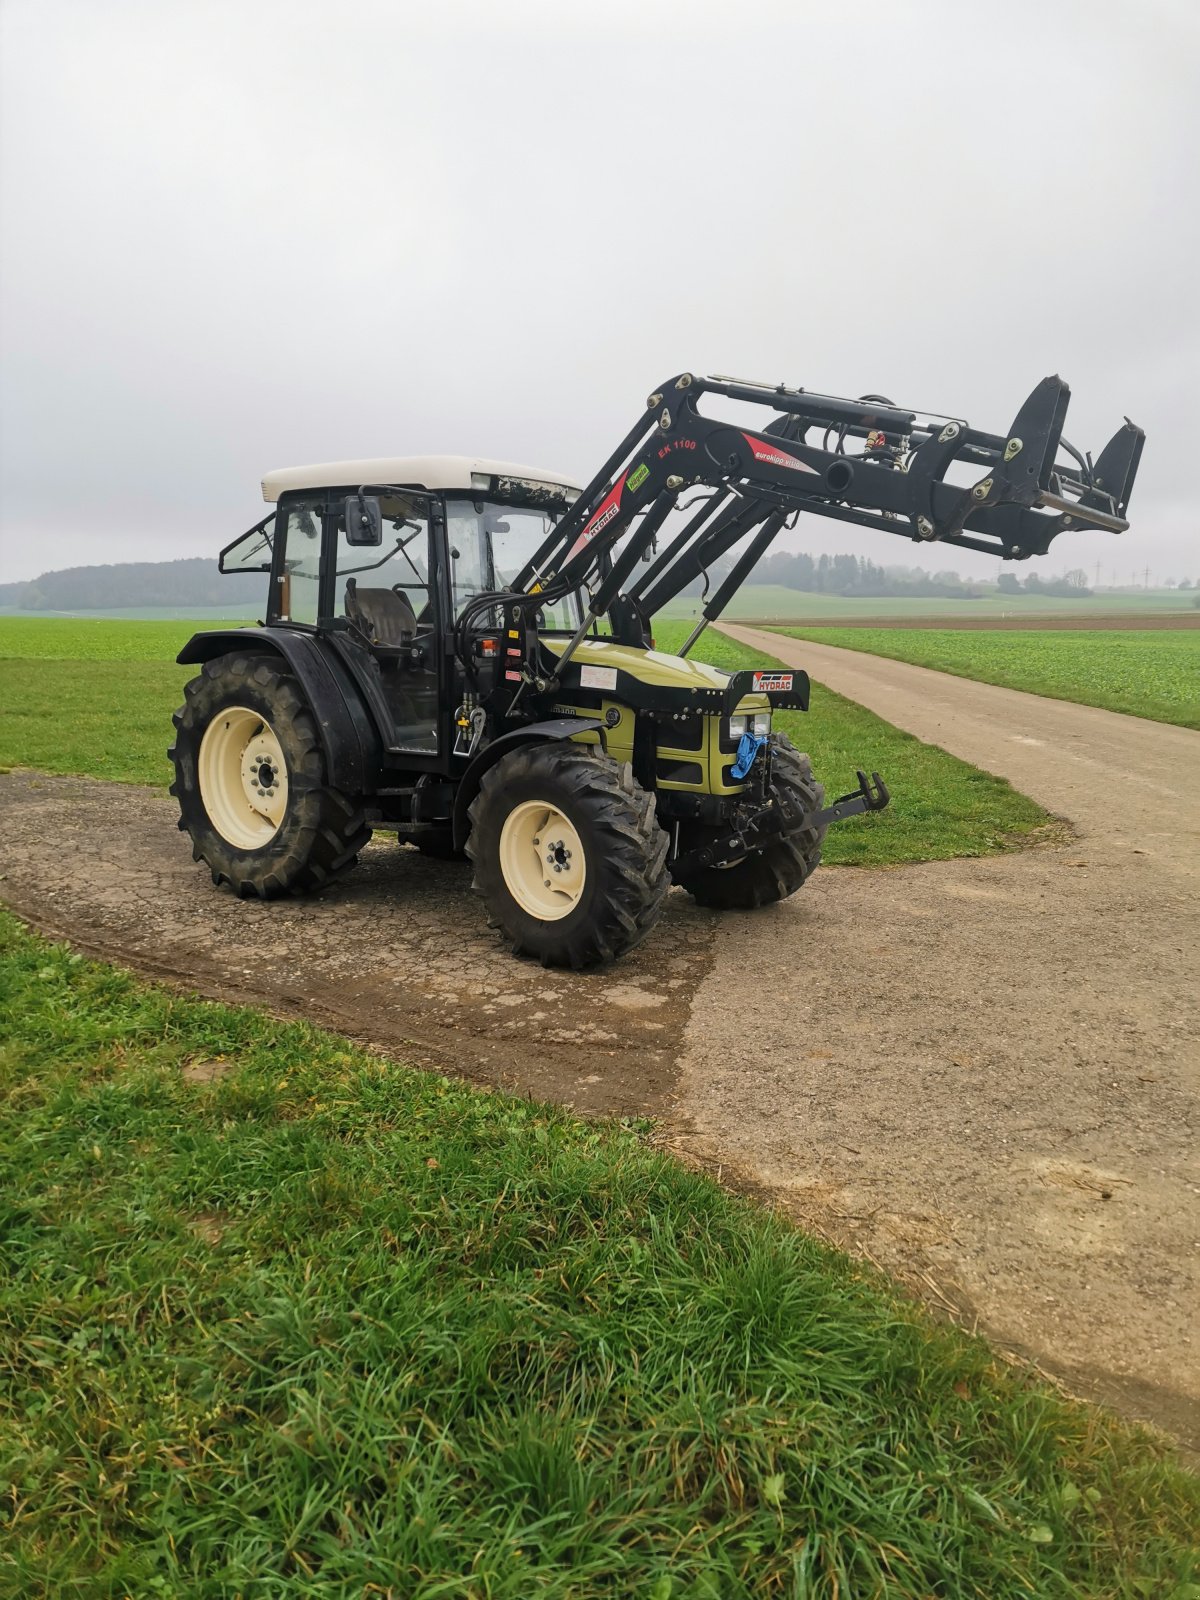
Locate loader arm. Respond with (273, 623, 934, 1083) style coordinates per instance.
(456, 368, 1143, 679)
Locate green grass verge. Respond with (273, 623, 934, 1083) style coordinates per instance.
(1, 913, 1196, 1597)
(0, 619, 1050, 867)
(768, 627, 1200, 730)
(656, 622, 1050, 865)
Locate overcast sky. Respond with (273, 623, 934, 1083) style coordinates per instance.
(2, 0, 1197, 587)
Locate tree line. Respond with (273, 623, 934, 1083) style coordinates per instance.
(0, 558, 262, 612)
(679, 549, 1094, 599)
(1, 548, 1112, 612)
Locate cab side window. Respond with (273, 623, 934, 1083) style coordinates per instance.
(272, 500, 323, 626)
(335, 495, 434, 645)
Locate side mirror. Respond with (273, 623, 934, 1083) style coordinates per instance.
(344, 494, 382, 547)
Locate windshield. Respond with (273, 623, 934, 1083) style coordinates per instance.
(447, 499, 584, 629)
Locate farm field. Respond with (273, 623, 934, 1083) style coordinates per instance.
(2, 912, 1196, 1597)
(656, 584, 1196, 625)
(0, 617, 1050, 866)
(770, 626, 1200, 730)
(0, 617, 252, 658)
(4, 589, 1193, 629)
(0, 601, 262, 621)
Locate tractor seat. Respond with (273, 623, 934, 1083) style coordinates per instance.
(344, 578, 417, 646)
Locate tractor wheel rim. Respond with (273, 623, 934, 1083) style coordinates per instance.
(198, 706, 289, 850)
(499, 799, 586, 921)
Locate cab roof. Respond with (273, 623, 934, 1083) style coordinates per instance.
(261, 454, 581, 503)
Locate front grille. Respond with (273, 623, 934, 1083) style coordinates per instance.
(657, 759, 705, 787)
(655, 713, 705, 751)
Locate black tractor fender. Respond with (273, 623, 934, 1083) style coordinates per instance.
(452, 717, 606, 850)
(176, 627, 383, 796)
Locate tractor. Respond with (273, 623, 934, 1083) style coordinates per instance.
(170, 371, 1142, 965)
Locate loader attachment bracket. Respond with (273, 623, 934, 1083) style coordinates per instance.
(810, 769, 891, 829)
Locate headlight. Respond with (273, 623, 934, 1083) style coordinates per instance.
(728, 712, 772, 741)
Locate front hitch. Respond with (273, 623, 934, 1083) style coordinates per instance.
(808, 768, 890, 830)
(671, 767, 891, 877)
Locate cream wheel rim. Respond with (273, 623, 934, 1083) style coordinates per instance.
(198, 706, 289, 850)
(499, 799, 587, 921)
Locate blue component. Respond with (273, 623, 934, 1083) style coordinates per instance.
(731, 731, 767, 780)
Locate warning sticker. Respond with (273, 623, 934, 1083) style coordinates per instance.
(752, 672, 793, 692)
(580, 664, 618, 691)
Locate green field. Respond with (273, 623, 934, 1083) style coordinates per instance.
(1, 912, 1195, 1597)
(771, 627, 1200, 730)
(1, 618, 1050, 866)
(0, 602, 262, 622)
(4, 589, 1191, 626)
(656, 586, 1196, 624)
(0, 617, 251, 659)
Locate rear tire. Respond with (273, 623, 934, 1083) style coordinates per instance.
(467, 744, 670, 967)
(674, 734, 826, 910)
(168, 652, 371, 899)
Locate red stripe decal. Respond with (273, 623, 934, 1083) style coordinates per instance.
(567, 476, 626, 559)
(741, 433, 818, 474)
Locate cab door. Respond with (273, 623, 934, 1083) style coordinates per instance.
(327, 491, 444, 757)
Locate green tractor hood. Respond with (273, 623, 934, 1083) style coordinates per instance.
(543, 638, 771, 711)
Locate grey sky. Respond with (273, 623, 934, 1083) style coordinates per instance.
(2, 0, 1197, 587)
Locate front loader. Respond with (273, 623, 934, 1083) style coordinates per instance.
(170, 371, 1142, 965)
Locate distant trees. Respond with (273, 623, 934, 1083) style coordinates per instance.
(6, 558, 262, 612)
(998, 572, 1094, 601)
(748, 549, 982, 599)
(740, 550, 1092, 599)
(4, 547, 1106, 613)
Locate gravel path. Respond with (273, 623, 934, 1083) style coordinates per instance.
(1, 634, 1197, 1444)
(673, 625, 1200, 1445)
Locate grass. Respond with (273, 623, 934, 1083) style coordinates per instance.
(0, 660, 192, 785)
(655, 586, 1197, 624)
(0, 619, 238, 787)
(0, 617, 1051, 867)
(656, 621, 1050, 865)
(1, 911, 1196, 1598)
(0, 617, 251, 660)
(769, 627, 1200, 730)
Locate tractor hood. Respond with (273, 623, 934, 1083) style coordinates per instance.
(542, 638, 770, 710)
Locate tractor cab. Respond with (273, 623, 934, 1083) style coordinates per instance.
(220, 456, 584, 759)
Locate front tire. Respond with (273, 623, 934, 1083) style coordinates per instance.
(674, 734, 826, 910)
(169, 652, 371, 898)
(467, 744, 670, 967)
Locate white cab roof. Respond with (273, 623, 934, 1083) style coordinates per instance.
(261, 454, 580, 503)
